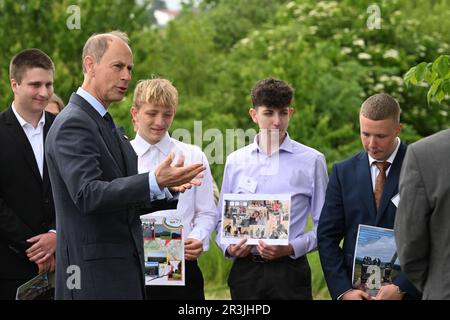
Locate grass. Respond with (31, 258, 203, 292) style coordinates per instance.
(199, 233, 233, 300)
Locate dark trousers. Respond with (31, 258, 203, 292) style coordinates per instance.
(0, 278, 28, 300)
(228, 255, 312, 300)
(145, 260, 205, 300)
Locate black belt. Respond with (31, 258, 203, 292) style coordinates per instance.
(244, 254, 303, 264)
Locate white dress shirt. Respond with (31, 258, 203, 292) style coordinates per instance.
(368, 137, 401, 191)
(131, 132, 217, 250)
(12, 104, 45, 178)
(12, 104, 56, 234)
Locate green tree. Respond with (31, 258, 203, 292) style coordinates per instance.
(404, 55, 450, 104)
(0, 0, 151, 111)
(2, 0, 449, 300)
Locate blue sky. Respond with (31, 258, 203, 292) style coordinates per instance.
(355, 225, 399, 264)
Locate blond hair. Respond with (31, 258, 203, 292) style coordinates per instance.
(132, 78, 178, 109)
(49, 93, 65, 111)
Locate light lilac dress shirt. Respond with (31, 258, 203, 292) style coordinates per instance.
(216, 133, 328, 259)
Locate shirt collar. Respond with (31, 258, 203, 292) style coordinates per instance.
(250, 132, 294, 154)
(368, 137, 401, 166)
(77, 87, 107, 117)
(133, 132, 172, 157)
(11, 103, 45, 128)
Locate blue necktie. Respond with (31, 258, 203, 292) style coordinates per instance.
(103, 112, 116, 131)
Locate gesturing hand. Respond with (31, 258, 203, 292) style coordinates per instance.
(155, 152, 205, 191)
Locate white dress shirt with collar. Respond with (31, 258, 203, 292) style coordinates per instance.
(12, 104, 45, 178)
(337, 137, 402, 300)
(12, 104, 56, 234)
(368, 137, 401, 191)
(131, 132, 217, 250)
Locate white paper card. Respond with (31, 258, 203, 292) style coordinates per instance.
(391, 193, 400, 208)
(220, 193, 291, 245)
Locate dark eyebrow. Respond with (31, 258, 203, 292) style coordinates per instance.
(27, 80, 53, 85)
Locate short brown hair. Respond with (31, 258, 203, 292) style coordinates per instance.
(360, 93, 400, 122)
(132, 78, 178, 109)
(251, 77, 294, 109)
(9, 48, 54, 84)
(82, 31, 129, 73)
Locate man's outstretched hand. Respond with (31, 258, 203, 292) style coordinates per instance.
(155, 152, 205, 193)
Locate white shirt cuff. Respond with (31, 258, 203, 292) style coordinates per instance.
(148, 171, 166, 200)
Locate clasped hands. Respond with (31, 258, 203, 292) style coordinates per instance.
(226, 238, 293, 261)
(341, 284, 404, 300)
(26, 232, 56, 274)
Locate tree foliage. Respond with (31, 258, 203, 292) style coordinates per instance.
(405, 55, 450, 104)
(0, 0, 151, 109)
(1, 0, 450, 299)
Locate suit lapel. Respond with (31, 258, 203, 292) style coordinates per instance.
(99, 122, 127, 175)
(115, 126, 137, 176)
(375, 142, 406, 224)
(356, 151, 377, 222)
(4, 107, 42, 184)
(70, 94, 126, 175)
(42, 111, 54, 195)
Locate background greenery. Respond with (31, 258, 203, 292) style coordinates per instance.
(1, 0, 449, 299)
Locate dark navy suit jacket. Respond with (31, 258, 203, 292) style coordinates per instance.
(45, 93, 176, 299)
(317, 142, 421, 300)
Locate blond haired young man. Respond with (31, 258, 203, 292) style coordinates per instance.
(130, 78, 216, 300)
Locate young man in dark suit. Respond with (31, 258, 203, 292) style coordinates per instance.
(317, 93, 421, 300)
(45, 31, 205, 300)
(0, 48, 57, 299)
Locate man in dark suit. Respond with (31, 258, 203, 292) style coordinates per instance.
(395, 128, 450, 299)
(317, 93, 420, 300)
(0, 48, 57, 299)
(45, 31, 205, 300)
